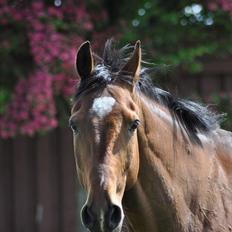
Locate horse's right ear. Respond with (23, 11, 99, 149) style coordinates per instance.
(119, 40, 141, 88)
(76, 41, 94, 79)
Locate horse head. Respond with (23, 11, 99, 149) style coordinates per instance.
(70, 41, 142, 231)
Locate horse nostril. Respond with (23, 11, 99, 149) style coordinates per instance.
(108, 204, 122, 230)
(81, 205, 94, 229)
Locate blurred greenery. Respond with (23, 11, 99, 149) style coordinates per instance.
(104, 0, 232, 72)
(0, 87, 11, 114)
(210, 94, 232, 130)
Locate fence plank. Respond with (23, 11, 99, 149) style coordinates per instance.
(0, 139, 14, 232)
(202, 59, 232, 74)
(224, 75, 232, 93)
(36, 132, 60, 232)
(199, 75, 221, 97)
(178, 74, 199, 97)
(59, 128, 77, 232)
(13, 137, 36, 232)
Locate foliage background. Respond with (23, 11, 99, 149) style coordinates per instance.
(0, 0, 232, 138)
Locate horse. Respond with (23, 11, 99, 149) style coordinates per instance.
(69, 40, 232, 232)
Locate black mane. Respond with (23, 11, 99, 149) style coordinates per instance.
(75, 40, 223, 145)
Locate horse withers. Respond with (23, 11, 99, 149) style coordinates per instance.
(69, 40, 232, 232)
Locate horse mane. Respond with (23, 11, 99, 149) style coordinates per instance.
(75, 39, 223, 145)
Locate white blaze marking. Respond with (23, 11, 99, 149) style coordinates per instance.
(91, 97, 116, 118)
(98, 165, 106, 189)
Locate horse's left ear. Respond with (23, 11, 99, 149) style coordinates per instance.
(120, 40, 141, 85)
(76, 41, 94, 79)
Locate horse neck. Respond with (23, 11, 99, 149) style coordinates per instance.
(123, 94, 215, 231)
(136, 94, 192, 180)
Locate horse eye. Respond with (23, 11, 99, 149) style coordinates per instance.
(129, 119, 140, 132)
(69, 120, 79, 134)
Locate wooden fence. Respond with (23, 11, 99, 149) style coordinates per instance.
(0, 128, 85, 232)
(0, 58, 232, 232)
(166, 57, 232, 98)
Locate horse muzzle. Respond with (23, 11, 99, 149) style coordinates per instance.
(81, 202, 124, 232)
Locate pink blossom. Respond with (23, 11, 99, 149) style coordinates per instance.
(31, 2, 44, 11)
(49, 119, 58, 128)
(208, 2, 219, 11)
(83, 22, 93, 31)
(0, 0, 7, 4)
(0, 0, 110, 138)
(48, 7, 63, 19)
(208, 0, 232, 13)
(0, 130, 10, 139)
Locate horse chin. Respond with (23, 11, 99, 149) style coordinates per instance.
(88, 223, 123, 232)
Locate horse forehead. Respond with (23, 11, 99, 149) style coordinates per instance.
(90, 96, 116, 118)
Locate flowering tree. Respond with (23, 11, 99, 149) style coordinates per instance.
(0, 0, 111, 138)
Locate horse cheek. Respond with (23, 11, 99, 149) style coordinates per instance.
(126, 138, 139, 190)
